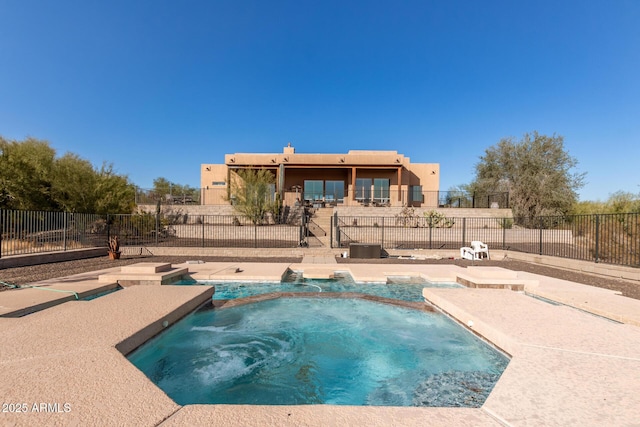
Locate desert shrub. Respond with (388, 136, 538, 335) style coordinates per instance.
(424, 210, 455, 228)
(395, 206, 419, 227)
(497, 218, 514, 229)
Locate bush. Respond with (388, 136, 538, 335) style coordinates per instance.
(424, 210, 455, 228)
(497, 218, 514, 229)
(395, 206, 418, 227)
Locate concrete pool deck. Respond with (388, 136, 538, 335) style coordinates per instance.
(1, 261, 639, 426)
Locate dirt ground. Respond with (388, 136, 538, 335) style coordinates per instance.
(1, 254, 639, 300)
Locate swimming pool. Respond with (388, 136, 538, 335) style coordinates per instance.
(128, 279, 508, 407)
(178, 272, 463, 302)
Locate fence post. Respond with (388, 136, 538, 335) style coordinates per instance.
(336, 214, 341, 248)
(329, 215, 333, 248)
(106, 214, 111, 244)
(381, 217, 385, 250)
(202, 215, 205, 248)
(63, 211, 68, 252)
(595, 214, 600, 263)
(254, 223, 257, 248)
(502, 218, 506, 250)
(306, 212, 310, 244)
(0, 209, 3, 259)
(155, 212, 159, 246)
(462, 218, 466, 247)
(539, 217, 543, 255)
(299, 212, 304, 247)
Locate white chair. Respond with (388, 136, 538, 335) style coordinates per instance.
(460, 246, 474, 260)
(471, 241, 490, 260)
(460, 241, 490, 260)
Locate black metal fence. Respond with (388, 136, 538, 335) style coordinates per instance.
(3, 208, 639, 267)
(135, 188, 201, 205)
(0, 209, 307, 257)
(332, 213, 640, 267)
(0, 210, 106, 256)
(106, 213, 305, 249)
(136, 187, 509, 209)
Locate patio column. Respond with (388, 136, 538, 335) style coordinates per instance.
(397, 166, 402, 202)
(277, 163, 285, 201)
(226, 167, 231, 203)
(351, 167, 357, 201)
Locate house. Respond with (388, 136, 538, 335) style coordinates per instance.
(200, 144, 439, 207)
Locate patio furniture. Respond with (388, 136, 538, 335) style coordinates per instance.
(460, 241, 490, 260)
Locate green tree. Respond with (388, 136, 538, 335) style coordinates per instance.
(93, 163, 136, 214)
(151, 177, 198, 203)
(0, 135, 135, 213)
(472, 132, 585, 220)
(226, 168, 278, 224)
(51, 153, 99, 212)
(607, 191, 640, 214)
(0, 137, 13, 208)
(151, 177, 172, 199)
(0, 137, 57, 210)
(445, 185, 473, 207)
(571, 191, 640, 215)
(570, 200, 606, 215)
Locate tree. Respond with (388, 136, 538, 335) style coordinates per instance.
(445, 185, 473, 208)
(0, 135, 136, 213)
(471, 132, 585, 219)
(0, 137, 57, 210)
(226, 168, 278, 224)
(607, 191, 640, 214)
(92, 163, 136, 214)
(151, 177, 197, 203)
(51, 153, 99, 213)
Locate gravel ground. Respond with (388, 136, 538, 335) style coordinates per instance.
(1, 254, 639, 300)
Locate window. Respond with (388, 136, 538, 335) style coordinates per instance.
(212, 181, 226, 186)
(304, 180, 323, 201)
(267, 184, 276, 201)
(411, 185, 423, 203)
(325, 180, 344, 202)
(373, 178, 390, 203)
(355, 178, 372, 202)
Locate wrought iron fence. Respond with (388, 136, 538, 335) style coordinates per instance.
(0, 210, 106, 256)
(3, 208, 639, 267)
(136, 187, 509, 209)
(0, 209, 307, 257)
(106, 213, 305, 249)
(135, 188, 201, 205)
(296, 189, 510, 208)
(332, 213, 640, 267)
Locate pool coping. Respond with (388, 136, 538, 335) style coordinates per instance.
(1, 262, 640, 426)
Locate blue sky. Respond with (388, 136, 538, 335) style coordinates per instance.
(1, 0, 638, 201)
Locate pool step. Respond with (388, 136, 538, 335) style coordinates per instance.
(302, 269, 335, 279)
(456, 267, 537, 291)
(98, 263, 188, 286)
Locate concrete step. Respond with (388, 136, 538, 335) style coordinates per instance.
(307, 208, 336, 247)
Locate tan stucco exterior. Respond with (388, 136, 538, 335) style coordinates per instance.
(200, 145, 440, 207)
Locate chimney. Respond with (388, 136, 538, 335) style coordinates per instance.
(284, 142, 295, 154)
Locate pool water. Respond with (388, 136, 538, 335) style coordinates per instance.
(178, 272, 463, 302)
(128, 297, 509, 407)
